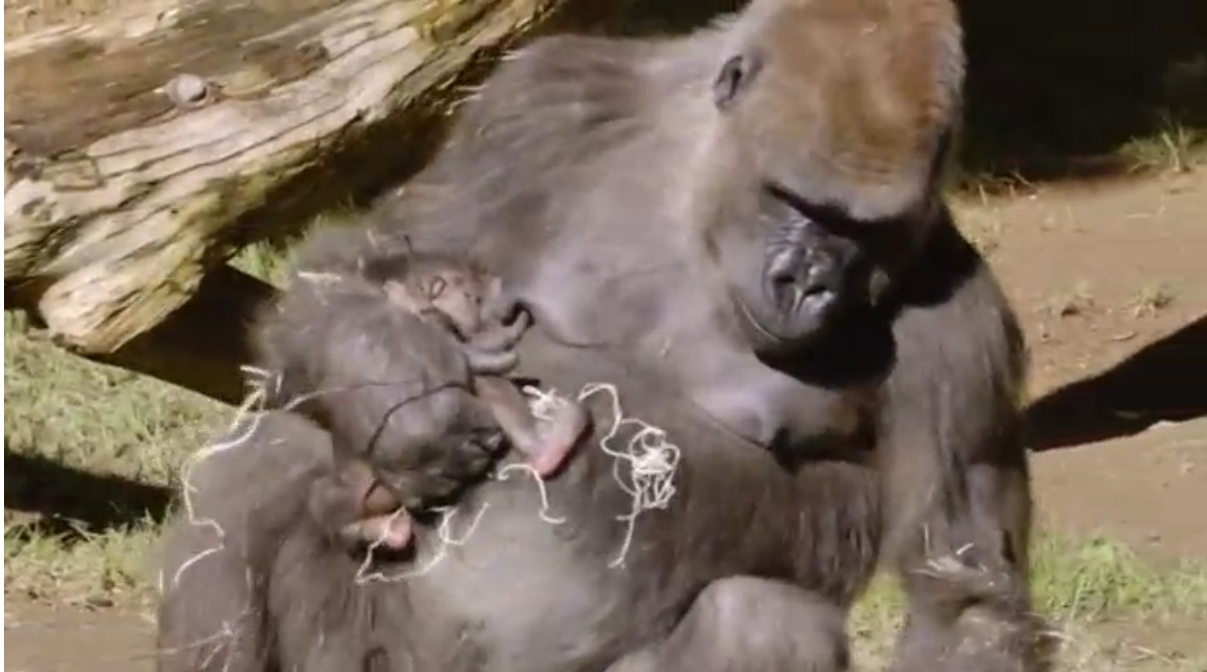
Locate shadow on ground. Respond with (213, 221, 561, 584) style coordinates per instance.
(4, 450, 172, 539)
(1026, 314, 1207, 452)
(960, 0, 1207, 180)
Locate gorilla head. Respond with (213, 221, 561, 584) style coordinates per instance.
(695, 0, 963, 357)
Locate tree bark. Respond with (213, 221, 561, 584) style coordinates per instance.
(4, 0, 562, 365)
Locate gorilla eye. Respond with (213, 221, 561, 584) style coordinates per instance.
(766, 183, 871, 237)
(713, 53, 762, 110)
(426, 277, 447, 300)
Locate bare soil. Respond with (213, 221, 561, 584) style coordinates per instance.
(976, 172, 1207, 562)
(5, 172, 1206, 671)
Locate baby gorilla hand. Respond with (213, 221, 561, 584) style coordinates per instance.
(310, 426, 504, 556)
(460, 307, 532, 376)
(307, 466, 412, 554)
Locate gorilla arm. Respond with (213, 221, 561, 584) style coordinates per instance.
(876, 220, 1043, 672)
(156, 412, 332, 672)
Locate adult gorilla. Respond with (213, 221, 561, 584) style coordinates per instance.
(158, 0, 1046, 670)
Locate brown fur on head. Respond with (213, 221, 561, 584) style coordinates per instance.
(714, 0, 963, 224)
(655, 0, 968, 355)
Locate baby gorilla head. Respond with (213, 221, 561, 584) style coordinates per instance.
(374, 255, 531, 375)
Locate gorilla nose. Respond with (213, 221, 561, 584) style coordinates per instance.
(766, 253, 838, 313)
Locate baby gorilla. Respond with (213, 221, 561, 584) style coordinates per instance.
(375, 252, 592, 478)
(255, 232, 590, 555)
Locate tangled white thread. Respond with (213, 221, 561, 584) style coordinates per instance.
(525, 382, 681, 568)
(171, 365, 277, 588)
(496, 462, 567, 524)
(354, 381, 682, 580)
(165, 365, 281, 671)
(354, 503, 490, 584)
(350, 461, 567, 585)
(173, 360, 416, 588)
(156, 617, 246, 672)
(174, 367, 679, 591)
(524, 385, 570, 423)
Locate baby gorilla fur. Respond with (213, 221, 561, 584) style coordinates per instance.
(252, 228, 590, 554)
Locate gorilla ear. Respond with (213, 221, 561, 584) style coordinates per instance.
(713, 53, 763, 110)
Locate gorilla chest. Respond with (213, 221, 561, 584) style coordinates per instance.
(516, 234, 683, 348)
(683, 351, 880, 459)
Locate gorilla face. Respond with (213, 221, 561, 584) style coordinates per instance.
(708, 49, 902, 359)
(717, 187, 876, 358)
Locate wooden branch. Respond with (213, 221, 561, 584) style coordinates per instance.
(4, 0, 560, 356)
(78, 264, 277, 406)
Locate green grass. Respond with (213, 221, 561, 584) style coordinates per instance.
(4, 308, 225, 606)
(1118, 116, 1205, 175)
(4, 515, 164, 606)
(846, 537, 1207, 670)
(2, 240, 301, 605)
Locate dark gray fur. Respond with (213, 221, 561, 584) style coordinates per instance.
(250, 225, 506, 506)
(157, 0, 1048, 670)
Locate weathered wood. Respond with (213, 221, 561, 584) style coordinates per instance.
(79, 265, 278, 406)
(4, 0, 562, 358)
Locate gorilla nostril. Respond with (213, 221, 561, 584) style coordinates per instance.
(770, 272, 796, 290)
(799, 281, 829, 298)
(765, 271, 799, 308)
(799, 259, 840, 298)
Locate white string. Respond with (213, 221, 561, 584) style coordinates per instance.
(524, 382, 681, 568)
(495, 462, 567, 524)
(171, 365, 276, 588)
(174, 367, 682, 590)
(354, 503, 490, 584)
(353, 380, 683, 579)
(159, 365, 292, 672)
(173, 362, 430, 588)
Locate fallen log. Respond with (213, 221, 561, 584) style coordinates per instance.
(3, 0, 572, 402)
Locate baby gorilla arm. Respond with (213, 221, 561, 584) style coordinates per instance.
(380, 264, 586, 476)
(474, 376, 590, 477)
(459, 309, 531, 375)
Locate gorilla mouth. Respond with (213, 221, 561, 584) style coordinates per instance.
(734, 295, 785, 345)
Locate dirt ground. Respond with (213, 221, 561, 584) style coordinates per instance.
(5, 172, 1206, 671)
(977, 172, 1207, 562)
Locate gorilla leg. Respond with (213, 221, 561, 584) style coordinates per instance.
(156, 413, 328, 672)
(607, 577, 849, 672)
(156, 411, 493, 672)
